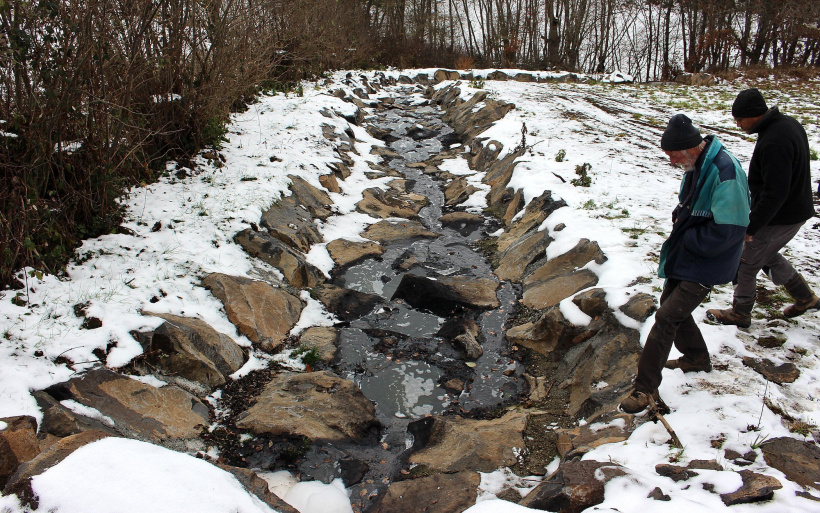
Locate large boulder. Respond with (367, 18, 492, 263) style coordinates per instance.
(391, 274, 500, 316)
(0, 416, 40, 490)
(134, 313, 247, 390)
(202, 273, 303, 352)
(408, 411, 527, 473)
(519, 460, 625, 511)
(361, 220, 440, 244)
(326, 238, 384, 269)
(234, 229, 325, 288)
(49, 369, 209, 442)
(236, 371, 379, 442)
(373, 472, 481, 513)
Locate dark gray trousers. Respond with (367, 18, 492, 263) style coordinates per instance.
(734, 222, 804, 304)
(635, 279, 711, 393)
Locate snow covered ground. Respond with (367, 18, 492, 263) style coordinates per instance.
(1, 69, 819, 512)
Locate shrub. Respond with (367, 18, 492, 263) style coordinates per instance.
(555, 149, 566, 162)
(571, 163, 593, 187)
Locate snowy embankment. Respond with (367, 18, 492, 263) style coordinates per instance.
(1, 70, 820, 512)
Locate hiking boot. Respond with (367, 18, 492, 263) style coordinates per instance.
(706, 299, 754, 328)
(619, 389, 669, 415)
(665, 355, 712, 373)
(783, 274, 820, 318)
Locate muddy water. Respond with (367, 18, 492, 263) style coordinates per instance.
(313, 95, 524, 508)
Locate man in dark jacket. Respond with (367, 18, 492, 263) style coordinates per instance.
(707, 89, 819, 327)
(621, 114, 750, 414)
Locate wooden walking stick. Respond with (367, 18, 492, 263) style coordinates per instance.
(647, 395, 682, 448)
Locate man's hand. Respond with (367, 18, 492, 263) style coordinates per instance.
(744, 234, 754, 243)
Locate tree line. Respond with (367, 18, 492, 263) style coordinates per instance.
(1, 0, 818, 288)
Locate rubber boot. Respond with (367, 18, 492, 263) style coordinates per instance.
(783, 274, 820, 318)
(706, 299, 754, 328)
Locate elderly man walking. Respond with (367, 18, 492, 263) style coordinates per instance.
(707, 88, 819, 327)
(620, 114, 750, 414)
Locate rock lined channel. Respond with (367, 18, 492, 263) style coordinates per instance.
(3, 72, 800, 513)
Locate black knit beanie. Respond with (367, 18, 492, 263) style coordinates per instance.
(732, 88, 768, 118)
(660, 114, 703, 151)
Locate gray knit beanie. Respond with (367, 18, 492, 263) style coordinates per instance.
(660, 114, 703, 151)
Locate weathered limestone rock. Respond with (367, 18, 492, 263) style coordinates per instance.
(356, 188, 427, 219)
(313, 284, 384, 321)
(519, 460, 625, 511)
(202, 273, 303, 352)
(361, 220, 440, 244)
(134, 313, 246, 390)
(721, 470, 782, 506)
(497, 192, 567, 253)
(555, 412, 635, 458)
(521, 238, 606, 286)
(234, 229, 325, 288)
(485, 149, 526, 207)
(216, 464, 300, 513)
(32, 391, 118, 439)
(522, 269, 599, 309)
(742, 357, 800, 384)
(54, 368, 209, 442)
(502, 189, 525, 225)
(373, 472, 481, 513)
(675, 72, 716, 86)
(444, 92, 515, 140)
(440, 212, 484, 234)
(619, 292, 658, 322)
(513, 73, 535, 82)
(572, 288, 609, 318)
(3, 430, 110, 500)
(0, 416, 40, 489)
(495, 229, 552, 282)
(760, 437, 820, 489)
(236, 371, 379, 442)
(409, 411, 527, 473)
(319, 172, 341, 193)
(487, 71, 509, 81)
(260, 196, 323, 253)
(437, 318, 482, 359)
(391, 274, 500, 315)
(326, 238, 384, 269)
(557, 322, 642, 420)
(506, 305, 601, 358)
(433, 69, 462, 83)
(287, 175, 333, 220)
(298, 326, 339, 362)
(444, 177, 478, 206)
